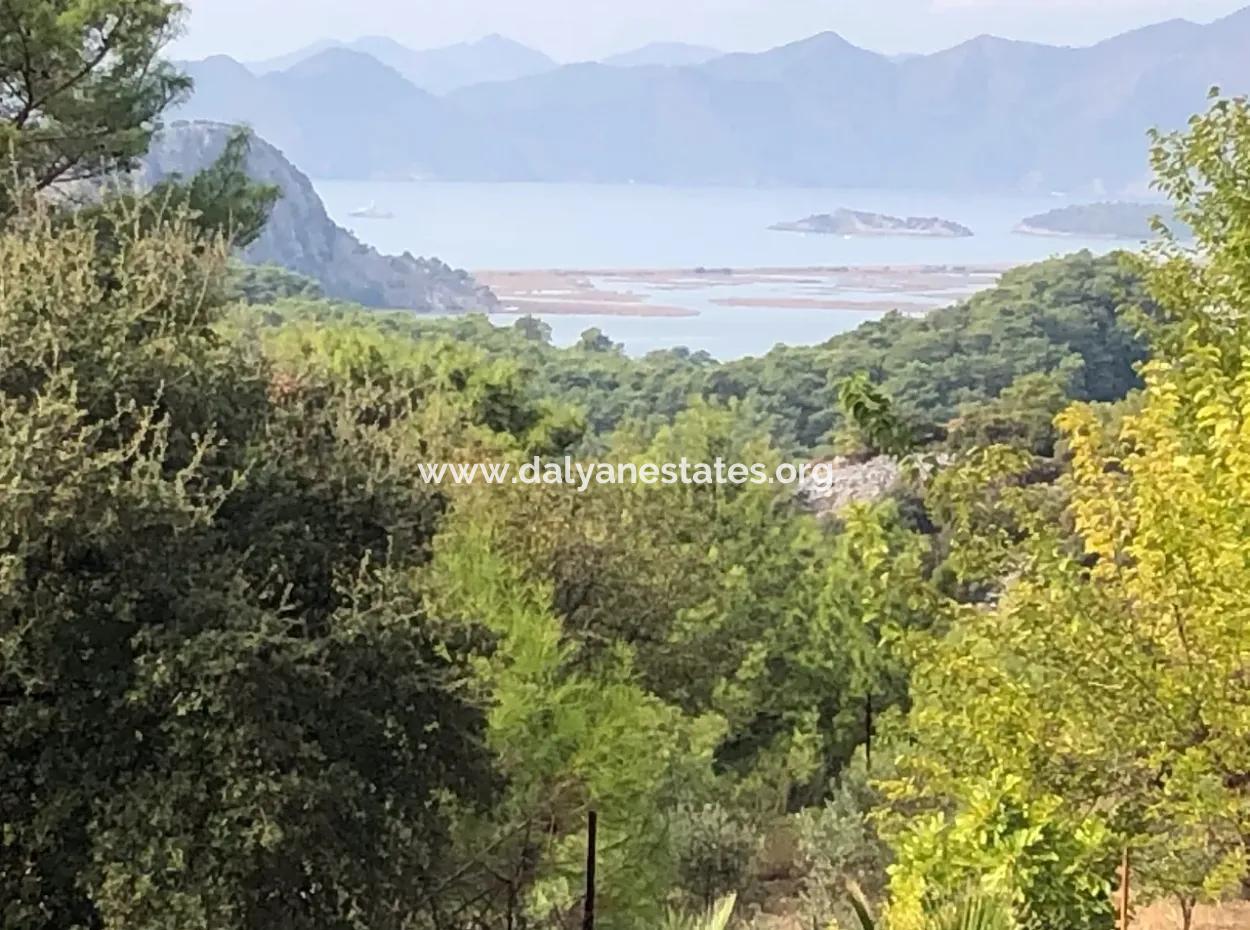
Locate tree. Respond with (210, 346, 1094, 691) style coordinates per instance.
(0, 198, 495, 929)
(145, 128, 280, 248)
(514, 314, 553, 344)
(423, 514, 722, 930)
(944, 372, 1072, 457)
(836, 373, 916, 459)
(888, 92, 1250, 919)
(884, 773, 1114, 930)
(576, 326, 621, 353)
(0, 0, 189, 216)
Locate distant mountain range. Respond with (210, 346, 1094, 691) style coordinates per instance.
(248, 34, 557, 95)
(601, 42, 723, 68)
(175, 7, 1250, 192)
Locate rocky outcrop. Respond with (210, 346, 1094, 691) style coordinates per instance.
(137, 121, 497, 313)
(796, 456, 904, 514)
(771, 209, 974, 238)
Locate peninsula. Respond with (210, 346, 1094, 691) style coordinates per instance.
(1015, 202, 1189, 240)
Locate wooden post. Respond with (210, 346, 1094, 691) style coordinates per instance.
(1119, 846, 1132, 930)
(582, 810, 598, 930)
(865, 693, 873, 774)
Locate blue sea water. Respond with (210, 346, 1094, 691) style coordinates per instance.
(313, 180, 1130, 359)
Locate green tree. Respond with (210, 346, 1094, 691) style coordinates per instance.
(0, 200, 495, 930)
(944, 372, 1072, 457)
(0, 0, 189, 215)
(424, 515, 722, 930)
(514, 314, 553, 343)
(836, 373, 916, 458)
(889, 92, 1250, 920)
(577, 326, 622, 353)
(145, 128, 280, 248)
(884, 773, 1113, 930)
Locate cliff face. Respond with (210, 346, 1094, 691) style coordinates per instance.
(138, 121, 498, 313)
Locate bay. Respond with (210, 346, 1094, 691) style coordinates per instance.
(313, 180, 1129, 359)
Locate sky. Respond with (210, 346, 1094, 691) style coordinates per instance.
(170, 0, 1249, 62)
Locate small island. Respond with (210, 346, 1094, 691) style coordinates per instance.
(1015, 202, 1188, 240)
(769, 208, 974, 238)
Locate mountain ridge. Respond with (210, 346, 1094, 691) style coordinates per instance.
(602, 42, 723, 68)
(248, 34, 557, 94)
(178, 5, 1250, 192)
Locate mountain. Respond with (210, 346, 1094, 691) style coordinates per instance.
(175, 50, 500, 179)
(178, 7, 1250, 192)
(249, 34, 557, 93)
(246, 39, 338, 75)
(602, 42, 723, 68)
(699, 31, 892, 85)
(138, 122, 497, 312)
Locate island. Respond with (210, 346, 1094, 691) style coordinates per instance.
(769, 208, 974, 238)
(1015, 202, 1189, 240)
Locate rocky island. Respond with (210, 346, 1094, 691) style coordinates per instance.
(769, 208, 974, 238)
(1015, 202, 1189, 241)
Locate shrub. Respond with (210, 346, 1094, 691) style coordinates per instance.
(670, 803, 762, 907)
(884, 773, 1114, 930)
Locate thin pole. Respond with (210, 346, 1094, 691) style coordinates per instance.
(1119, 846, 1132, 930)
(865, 693, 873, 774)
(582, 810, 598, 930)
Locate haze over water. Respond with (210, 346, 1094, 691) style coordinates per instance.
(315, 179, 1130, 358)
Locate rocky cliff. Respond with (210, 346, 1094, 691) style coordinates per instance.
(138, 121, 497, 313)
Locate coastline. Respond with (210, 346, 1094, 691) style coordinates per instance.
(1012, 223, 1138, 241)
(475, 263, 1010, 319)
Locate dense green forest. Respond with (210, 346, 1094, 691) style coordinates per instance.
(3, 4, 1250, 930)
(252, 248, 1150, 458)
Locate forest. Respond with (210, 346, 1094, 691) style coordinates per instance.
(3, 4, 1250, 930)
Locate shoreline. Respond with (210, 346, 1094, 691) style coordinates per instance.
(475, 263, 1010, 319)
(1012, 223, 1141, 241)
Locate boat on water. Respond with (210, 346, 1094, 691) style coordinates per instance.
(348, 200, 395, 220)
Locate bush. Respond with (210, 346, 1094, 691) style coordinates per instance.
(884, 773, 1115, 930)
(670, 803, 762, 907)
(794, 759, 891, 930)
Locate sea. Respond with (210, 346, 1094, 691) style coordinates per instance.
(313, 180, 1131, 360)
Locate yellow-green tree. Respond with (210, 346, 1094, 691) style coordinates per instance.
(887, 92, 1250, 926)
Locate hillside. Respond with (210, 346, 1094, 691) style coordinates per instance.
(176, 51, 501, 180)
(138, 122, 497, 312)
(1015, 202, 1189, 240)
(177, 7, 1250, 190)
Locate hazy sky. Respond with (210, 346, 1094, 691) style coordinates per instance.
(170, 0, 1248, 62)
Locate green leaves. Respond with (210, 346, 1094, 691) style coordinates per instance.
(0, 0, 189, 216)
(0, 192, 491, 930)
(836, 373, 916, 458)
(883, 773, 1113, 930)
(890, 92, 1250, 924)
